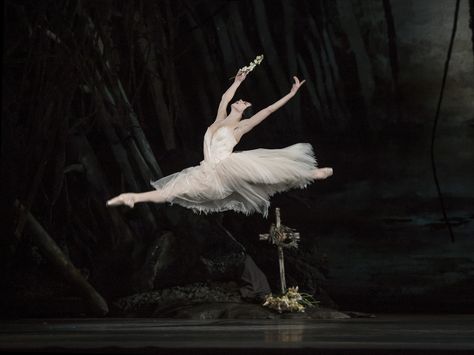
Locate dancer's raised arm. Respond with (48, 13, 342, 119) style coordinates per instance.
(236, 76, 305, 136)
(215, 71, 247, 122)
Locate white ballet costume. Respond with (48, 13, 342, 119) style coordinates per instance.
(151, 126, 318, 217)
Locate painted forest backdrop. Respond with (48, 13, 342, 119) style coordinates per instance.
(2, 0, 474, 316)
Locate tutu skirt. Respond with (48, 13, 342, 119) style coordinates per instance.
(151, 143, 317, 217)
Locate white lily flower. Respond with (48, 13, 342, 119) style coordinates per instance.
(239, 54, 264, 74)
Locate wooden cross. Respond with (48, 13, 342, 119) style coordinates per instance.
(259, 208, 300, 294)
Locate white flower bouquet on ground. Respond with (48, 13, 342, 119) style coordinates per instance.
(263, 286, 319, 313)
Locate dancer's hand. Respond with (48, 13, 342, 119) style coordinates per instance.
(290, 76, 306, 95)
(234, 70, 248, 83)
(106, 193, 136, 208)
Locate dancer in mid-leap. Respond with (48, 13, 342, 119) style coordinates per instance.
(107, 70, 333, 217)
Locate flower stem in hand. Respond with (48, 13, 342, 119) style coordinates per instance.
(229, 54, 264, 80)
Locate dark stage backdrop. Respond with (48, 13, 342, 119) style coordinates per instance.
(2, 0, 474, 315)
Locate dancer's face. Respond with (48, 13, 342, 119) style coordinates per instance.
(231, 99, 252, 113)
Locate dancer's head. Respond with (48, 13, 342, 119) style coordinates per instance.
(231, 99, 252, 118)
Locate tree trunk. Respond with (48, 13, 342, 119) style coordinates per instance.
(15, 201, 109, 316)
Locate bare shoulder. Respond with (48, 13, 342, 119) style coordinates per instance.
(207, 122, 220, 135)
(234, 121, 250, 142)
(235, 119, 252, 133)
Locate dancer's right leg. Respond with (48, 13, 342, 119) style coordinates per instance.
(106, 189, 168, 208)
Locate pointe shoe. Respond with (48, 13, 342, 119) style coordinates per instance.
(106, 194, 136, 208)
(314, 167, 333, 180)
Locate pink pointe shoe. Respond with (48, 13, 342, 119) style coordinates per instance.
(106, 194, 136, 208)
(313, 167, 333, 180)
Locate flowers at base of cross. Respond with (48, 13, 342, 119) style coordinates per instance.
(262, 286, 319, 313)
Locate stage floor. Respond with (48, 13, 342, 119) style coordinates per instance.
(1, 315, 474, 354)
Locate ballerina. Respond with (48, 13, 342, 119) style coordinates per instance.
(107, 70, 333, 217)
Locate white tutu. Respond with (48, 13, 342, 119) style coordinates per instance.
(151, 126, 317, 217)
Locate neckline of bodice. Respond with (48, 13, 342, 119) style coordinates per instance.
(206, 125, 237, 143)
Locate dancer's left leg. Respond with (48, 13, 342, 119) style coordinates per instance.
(106, 189, 168, 208)
(312, 167, 333, 180)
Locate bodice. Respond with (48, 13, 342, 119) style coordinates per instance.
(203, 126, 237, 163)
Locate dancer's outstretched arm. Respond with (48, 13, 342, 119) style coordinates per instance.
(215, 70, 247, 122)
(236, 76, 305, 136)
